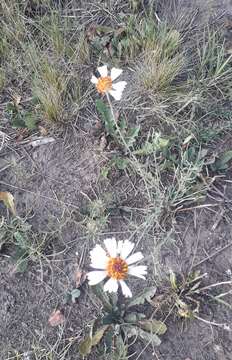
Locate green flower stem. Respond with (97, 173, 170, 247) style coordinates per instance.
(105, 92, 151, 199)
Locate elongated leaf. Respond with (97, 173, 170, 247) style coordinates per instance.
(13, 231, 28, 248)
(139, 319, 167, 335)
(125, 126, 140, 148)
(24, 113, 37, 130)
(96, 99, 115, 135)
(0, 192, 16, 215)
(71, 288, 81, 303)
(134, 135, 169, 156)
(12, 246, 28, 273)
(213, 150, 232, 171)
(124, 312, 146, 323)
(91, 325, 109, 346)
(127, 286, 156, 308)
(114, 334, 128, 359)
(79, 336, 92, 356)
(124, 313, 137, 323)
(138, 328, 161, 346)
(124, 326, 161, 346)
(79, 326, 109, 356)
(92, 284, 112, 312)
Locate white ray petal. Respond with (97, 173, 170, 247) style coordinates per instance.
(111, 67, 123, 81)
(97, 65, 108, 77)
(104, 237, 117, 258)
(104, 278, 118, 293)
(91, 75, 98, 84)
(90, 245, 108, 269)
(119, 280, 132, 297)
(120, 240, 134, 260)
(109, 89, 123, 101)
(87, 271, 107, 285)
(128, 265, 147, 279)
(126, 252, 144, 265)
(117, 240, 123, 256)
(112, 81, 127, 93)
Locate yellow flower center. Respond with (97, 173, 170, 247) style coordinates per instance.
(107, 257, 128, 280)
(96, 76, 112, 94)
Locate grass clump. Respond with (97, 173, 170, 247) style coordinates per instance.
(33, 60, 66, 122)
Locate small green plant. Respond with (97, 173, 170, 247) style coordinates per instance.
(210, 150, 232, 172)
(88, 14, 179, 63)
(168, 270, 206, 319)
(96, 99, 140, 149)
(6, 101, 38, 130)
(84, 198, 109, 237)
(152, 270, 232, 330)
(0, 217, 45, 273)
(79, 285, 166, 357)
(0, 217, 32, 272)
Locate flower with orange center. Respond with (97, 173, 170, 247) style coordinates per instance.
(91, 65, 127, 101)
(87, 238, 147, 297)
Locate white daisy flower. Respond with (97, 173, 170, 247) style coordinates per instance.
(91, 65, 127, 101)
(87, 238, 147, 298)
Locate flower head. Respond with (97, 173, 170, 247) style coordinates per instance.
(87, 238, 147, 297)
(91, 65, 127, 101)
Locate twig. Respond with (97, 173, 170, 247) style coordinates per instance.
(0, 180, 80, 210)
(195, 315, 231, 331)
(193, 242, 232, 267)
(196, 281, 232, 293)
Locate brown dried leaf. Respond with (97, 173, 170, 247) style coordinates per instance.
(13, 95, 22, 107)
(0, 192, 16, 215)
(75, 269, 87, 288)
(99, 135, 107, 151)
(38, 126, 48, 136)
(48, 309, 65, 327)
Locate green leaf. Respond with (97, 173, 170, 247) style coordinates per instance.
(12, 113, 26, 128)
(71, 288, 81, 303)
(114, 334, 128, 359)
(96, 99, 115, 135)
(124, 313, 137, 323)
(91, 325, 109, 346)
(104, 327, 114, 352)
(14, 257, 28, 273)
(127, 286, 156, 308)
(12, 246, 28, 273)
(134, 134, 169, 156)
(114, 157, 129, 170)
(24, 113, 37, 130)
(125, 326, 161, 346)
(79, 336, 92, 356)
(6, 102, 17, 113)
(213, 150, 232, 171)
(125, 126, 140, 148)
(79, 326, 109, 356)
(101, 166, 110, 178)
(139, 319, 167, 335)
(92, 284, 112, 312)
(13, 231, 28, 248)
(124, 312, 146, 323)
(138, 328, 161, 346)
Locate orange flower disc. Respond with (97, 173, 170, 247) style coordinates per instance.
(107, 257, 128, 280)
(96, 76, 112, 94)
